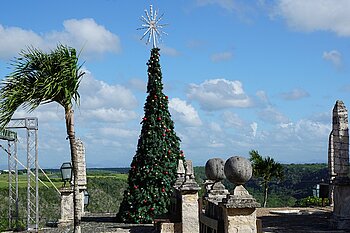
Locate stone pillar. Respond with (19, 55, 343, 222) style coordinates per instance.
(76, 139, 87, 218)
(328, 101, 350, 229)
(174, 159, 185, 189)
(329, 100, 350, 184)
(220, 156, 260, 233)
(332, 185, 350, 229)
(59, 139, 87, 224)
(76, 139, 87, 187)
(58, 187, 74, 224)
(180, 160, 200, 233)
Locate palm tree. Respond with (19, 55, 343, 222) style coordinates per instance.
(249, 150, 284, 207)
(0, 44, 85, 232)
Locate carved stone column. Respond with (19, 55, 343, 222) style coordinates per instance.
(58, 187, 74, 224)
(180, 160, 200, 233)
(220, 156, 260, 233)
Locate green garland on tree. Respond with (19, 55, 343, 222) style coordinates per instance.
(117, 48, 185, 223)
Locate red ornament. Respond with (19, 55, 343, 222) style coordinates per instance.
(162, 188, 165, 192)
(134, 185, 138, 189)
(162, 134, 166, 137)
(165, 96, 168, 99)
(168, 150, 171, 154)
(143, 200, 147, 203)
(154, 95, 157, 99)
(150, 207, 154, 211)
(164, 171, 168, 175)
(143, 117, 147, 121)
(157, 117, 161, 121)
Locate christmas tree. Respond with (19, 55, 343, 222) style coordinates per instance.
(117, 47, 185, 223)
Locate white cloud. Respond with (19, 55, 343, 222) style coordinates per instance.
(258, 106, 289, 124)
(250, 122, 258, 137)
(0, 25, 44, 59)
(256, 90, 270, 105)
(59, 18, 121, 55)
(277, 119, 330, 141)
(99, 127, 138, 139)
(128, 78, 146, 92)
(12, 70, 139, 125)
(86, 108, 137, 123)
(0, 18, 121, 60)
(13, 104, 63, 123)
(188, 79, 253, 111)
(209, 122, 222, 132)
(274, 0, 350, 36)
(79, 70, 138, 111)
(196, 0, 238, 11)
(222, 111, 245, 128)
(280, 88, 310, 100)
(7, 69, 140, 168)
(169, 98, 202, 127)
(211, 51, 233, 62)
(323, 50, 342, 67)
(159, 45, 180, 57)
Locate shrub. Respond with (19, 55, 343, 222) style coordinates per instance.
(295, 196, 329, 207)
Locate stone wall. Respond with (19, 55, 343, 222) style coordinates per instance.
(76, 139, 87, 188)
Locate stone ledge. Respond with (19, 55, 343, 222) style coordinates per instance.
(222, 197, 261, 209)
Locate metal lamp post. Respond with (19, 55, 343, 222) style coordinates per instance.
(60, 162, 72, 187)
(83, 190, 90, 206)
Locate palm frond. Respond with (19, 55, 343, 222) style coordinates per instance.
(0, 44, 84, 129)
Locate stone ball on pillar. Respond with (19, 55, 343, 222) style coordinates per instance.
(224, 156, 252, 185)
(205, 158, 226, 181)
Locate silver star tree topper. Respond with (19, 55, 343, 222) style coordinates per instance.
(138, 5, 168, 48)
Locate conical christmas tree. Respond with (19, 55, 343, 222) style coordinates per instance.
(117, 48, 185, 223)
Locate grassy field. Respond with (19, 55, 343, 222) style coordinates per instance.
(0, 173, 63, 189)
(0, 170, 128, 231)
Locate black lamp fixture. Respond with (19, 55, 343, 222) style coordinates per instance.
(60, 162, 73, 187)
(83, 190, 90, 206)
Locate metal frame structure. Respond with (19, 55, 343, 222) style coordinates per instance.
(6, 117, 38, 232)
(0, 129, 17, 230)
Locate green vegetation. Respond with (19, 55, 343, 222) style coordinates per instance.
(0, 170, 127, 232)
(296, 196, 329, 207)
(0, 163, 329, 231)
(194, 163, 328, 208)
(249, 150, 284, 207)
(0, 174, 62, 189)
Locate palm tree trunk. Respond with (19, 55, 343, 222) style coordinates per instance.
(263, 182, 268, 208)
(65, 108, 81, 233)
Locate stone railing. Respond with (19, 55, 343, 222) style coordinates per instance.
(157, 156, 261, 233)
(200, 156, 260, 233)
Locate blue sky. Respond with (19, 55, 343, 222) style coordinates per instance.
(0, 0, 350, 168)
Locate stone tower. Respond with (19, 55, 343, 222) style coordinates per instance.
(329, 100, 350, 230)
(328, 100, 349, 184)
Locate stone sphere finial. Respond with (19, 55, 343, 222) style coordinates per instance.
(205, 158, 225, 181)
(224, 156, 252, 185)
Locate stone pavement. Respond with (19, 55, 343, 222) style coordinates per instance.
(7, 207, 349, 233)
(257, 207, 350, 233)
(41, 213, 155, 233)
